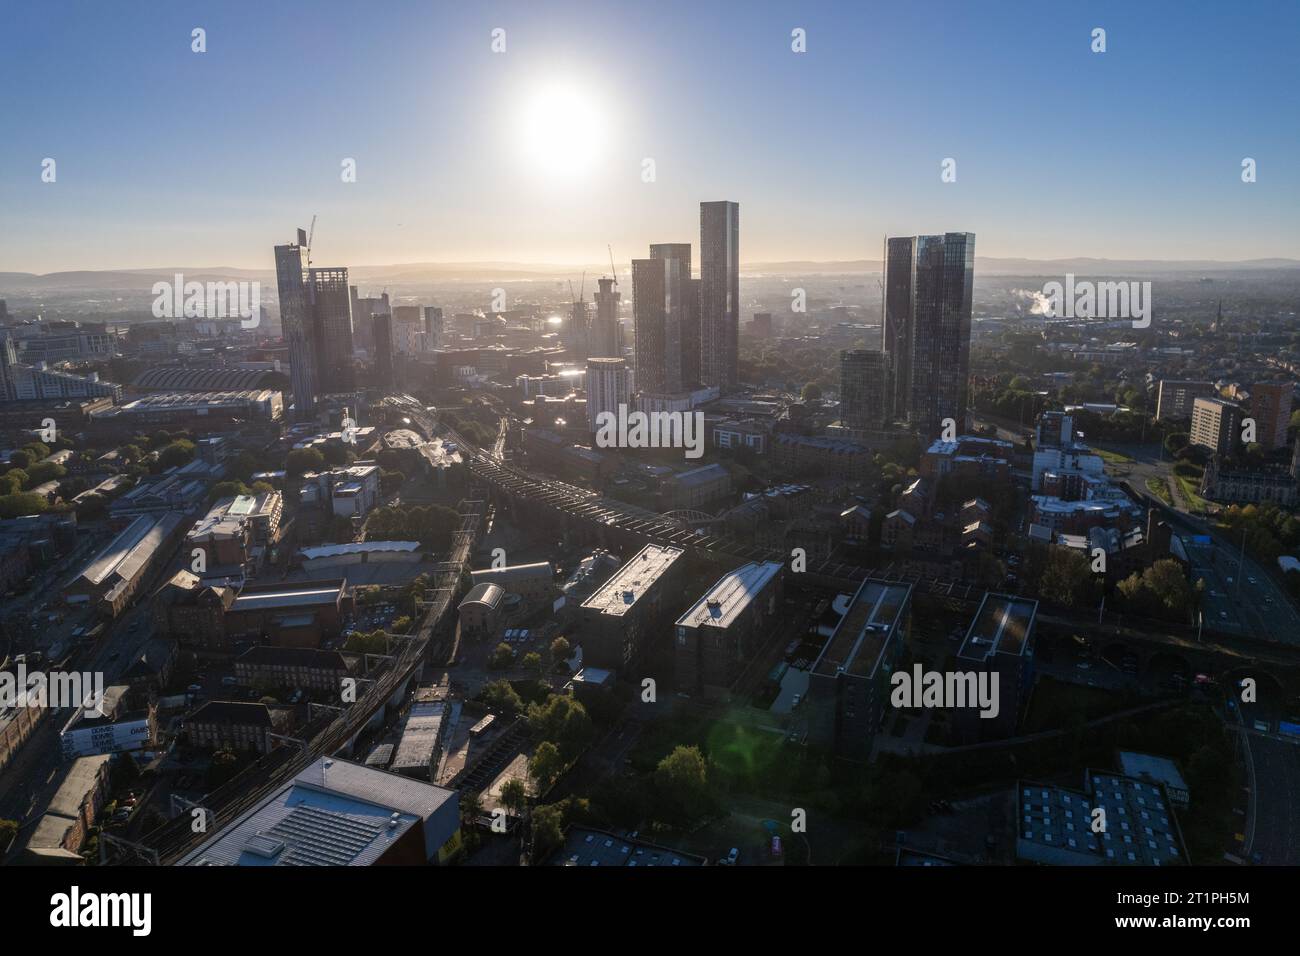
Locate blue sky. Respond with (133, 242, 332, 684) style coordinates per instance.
(1, 0, 1296, 271)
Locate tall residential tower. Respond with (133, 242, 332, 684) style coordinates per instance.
(699, 201, 739, 391)
(884, 232, 976, 438)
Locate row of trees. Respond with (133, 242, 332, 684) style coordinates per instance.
(365, 503, 461, 548)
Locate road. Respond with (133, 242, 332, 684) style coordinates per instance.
(1245, 732, 1300, 864)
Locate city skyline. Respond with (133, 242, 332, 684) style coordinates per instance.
(2, 0, 1299, 905)
(2, 0, 1298, 273)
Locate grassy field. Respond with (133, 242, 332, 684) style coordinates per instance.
(1176, 474, 1211, 513)
(1023, 677, 1137, 733)
(1094, 447, 1135, 465)
(1146, 476, 1173, 505)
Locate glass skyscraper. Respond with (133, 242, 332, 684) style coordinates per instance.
(699, 201, 739, 391)
(274, 229, 317, 420)
(884, 232, 976, 438)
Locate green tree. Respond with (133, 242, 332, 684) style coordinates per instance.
(286, 447, 325, 477)
(500, 778, 527, 817)
(0, 493, 47, 519)
(549, 636, 570, 664)
(1038, 546, 1097, 608)
(24, 460, 65, 486)
(157, 439, 197, 470)
(654, 745, 710, 822)
(209, 480, 252, 503)
(321, 442, 351, 467)
(528, 741, 564, 793)
(481, 680, 524, 714)
(343, 630, 389, 655)
(489, 642, 514, 670)
(526, 694, 593, 759)
(530, 802, 565, 858)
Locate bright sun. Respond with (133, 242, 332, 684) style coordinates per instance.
(517, 79, 606, 179)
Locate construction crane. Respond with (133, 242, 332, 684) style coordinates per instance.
(306, 214, 317, 268)
(568, 271, 586, 304)
(608, 245, 618, 288)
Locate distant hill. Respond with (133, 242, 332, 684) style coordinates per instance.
(3, 256, 1298, 292)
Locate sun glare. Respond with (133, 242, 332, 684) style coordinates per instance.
(517, 79, 606, 180)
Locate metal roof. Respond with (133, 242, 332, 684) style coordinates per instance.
(179, 757, 458, 866)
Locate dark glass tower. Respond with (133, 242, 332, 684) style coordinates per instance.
(308, 267, 356, 393)
(885, 232, 975, 438)
(650, 243, 697, 386)
(840, 349, 890, 429)
(274, 229, 317, 420)
(699, 201, 739, 391)
(589, 277, 621, 359)
(882, 235, 916, 422)
(632, 256, 684, 394)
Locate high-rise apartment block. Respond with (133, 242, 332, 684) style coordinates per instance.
(632, 256, 684, 394)
(586, 356, 631, 434)
(1250, 382, 1293, 451)
(883, 232, 976, 438)
(699, 201, 739, 391)
(1190, 397, 1242, 456)
(840, 349, 890, 429)
(275, 229, 356, 418)
(589, 278, 621, 359)
(1155, 380, 1215, 422)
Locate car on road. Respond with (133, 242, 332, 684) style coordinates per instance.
(722, 847, 740, 866)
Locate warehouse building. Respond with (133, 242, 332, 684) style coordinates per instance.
(64, 512, 186, 617)
(579, 544, 685, 671)
(224, 578, 349, 647)
(674, 560, 783, 695)
(234, 646, 351, 694)
(470, 561, 555, 603)
(18, 754, 112, 864)
(1016, 771, 1186, 866)
(179, 756, 460, 866)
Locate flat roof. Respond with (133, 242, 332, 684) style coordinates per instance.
(232, 585, 342, 611)
(675, 561, 782, 631)
(390, 701, 446, 772)
(958, 592, 1038, 661)
(811, 579, 911, 679)
(581, 544, 684, 617)
(300, 540, 419, 559)
(1116, 752, 1189, 793)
